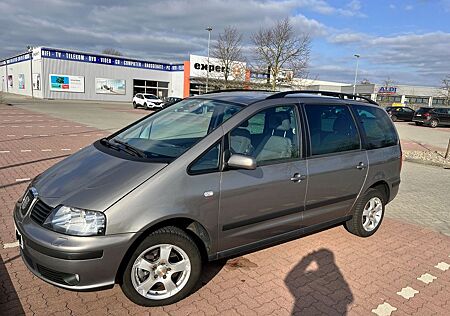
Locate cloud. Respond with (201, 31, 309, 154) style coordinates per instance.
(0, 0, 328, 62)
(323, 31, 450, 85)
(405, 5, 414, 10)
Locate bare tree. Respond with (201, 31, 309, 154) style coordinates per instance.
(440, 75, 450, 106)
(360, 78, 372, 84)
(211, 26, 245, 88)
(251, 18, 311, 90)
(101, 48, 123, 56)
(382, 76, 396, 87)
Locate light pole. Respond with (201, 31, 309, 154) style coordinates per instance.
(353, 54, 360, 95)
(205, 27, 212, 93)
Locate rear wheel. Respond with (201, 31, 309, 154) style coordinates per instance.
(345, 188, 385, 237)
(121, 226, 202, 306)
(430, 119, 438, 128)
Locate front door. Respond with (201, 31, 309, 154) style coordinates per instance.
(218, 104, 307, 252)
(301, 103, 368, 227)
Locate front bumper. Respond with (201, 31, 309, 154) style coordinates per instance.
(14, 203, 136, 290)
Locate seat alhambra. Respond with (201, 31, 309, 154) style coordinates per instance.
(14, 90, 401, 306)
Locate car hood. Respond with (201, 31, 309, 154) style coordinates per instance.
(33, 145, 167, 211)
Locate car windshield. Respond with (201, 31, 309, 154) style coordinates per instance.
(111, 98, 242, 161)
(144, 94, 158, 99)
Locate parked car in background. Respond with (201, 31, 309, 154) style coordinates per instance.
(163, 97, 182, 107)
(412, 107, 435, 126)
(385, 106, 415, 122)
(133, 93, 164, 110)
(14, 91, 401, 307)
(419, 107, 450, 128)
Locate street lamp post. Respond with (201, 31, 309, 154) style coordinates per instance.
(205, 27, 212, 93)
(353, 54, 360, 95)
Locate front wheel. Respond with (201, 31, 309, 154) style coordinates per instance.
(390, 115, 398, 122)
(345, 188, 385, 237)
(133, 101, 137, 109)
(121, 226, 202, 306)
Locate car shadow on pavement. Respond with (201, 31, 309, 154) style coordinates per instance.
(0, 253, 25, 315)
(285, 248, 353, 315)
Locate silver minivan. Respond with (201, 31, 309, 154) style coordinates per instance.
(14, 91, 401, 306)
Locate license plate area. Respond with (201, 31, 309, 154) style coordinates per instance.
(15, 227, 24, 249)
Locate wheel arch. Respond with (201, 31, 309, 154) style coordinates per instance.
(115, 217, 212, 283)
(368, 180, 390, 203)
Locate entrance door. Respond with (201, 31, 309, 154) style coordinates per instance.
(218, 104, 307, 252)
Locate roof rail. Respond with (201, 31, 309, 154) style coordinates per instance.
(266, 90, 379, 105)
(202, 88, 275, 95)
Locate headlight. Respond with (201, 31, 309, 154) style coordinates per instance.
(43, 206, 106, 236)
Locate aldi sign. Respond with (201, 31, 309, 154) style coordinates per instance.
(378, 86, 397, 94)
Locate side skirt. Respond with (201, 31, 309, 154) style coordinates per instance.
(210, 215, 352, 261)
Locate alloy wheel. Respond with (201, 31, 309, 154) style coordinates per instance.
(362, 197, 383, 232)
(131, 244, 191, 300)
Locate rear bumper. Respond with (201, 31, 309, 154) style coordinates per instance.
(14, 204, 136, 291)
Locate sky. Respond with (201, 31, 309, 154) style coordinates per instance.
(0, 0, 449, 86)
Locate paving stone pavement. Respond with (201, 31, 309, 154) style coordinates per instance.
(1, 103, 449, 315)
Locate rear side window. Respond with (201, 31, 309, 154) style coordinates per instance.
(352, 105, 398, 149)
(416, 107, 433, 114)
(305, 104, 360, 156)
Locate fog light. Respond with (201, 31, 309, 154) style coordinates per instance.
(63, 273, 80, 286)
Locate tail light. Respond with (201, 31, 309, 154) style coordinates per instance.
(423, 112, 431, 117)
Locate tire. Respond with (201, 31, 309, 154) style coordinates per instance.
(430, 119, 438, 128)
(121, 226, 202, 307)
(133, 101, 137, 109)
(144, 103, 149, 110)
(345, 188, 386, 237)
(390, 115, 398, 122)
(415, 122, 423, 126)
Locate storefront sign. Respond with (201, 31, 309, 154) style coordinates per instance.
(95, 78, 126, 95)
(190, 55, 246, 80)
(49, 74, 85, 92)
(41, 48, 183, 72)
(378, 86, 397, 94)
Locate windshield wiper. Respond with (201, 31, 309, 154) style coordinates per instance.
(112, 139, 147, 158)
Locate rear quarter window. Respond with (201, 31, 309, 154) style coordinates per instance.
(352, 105, 398, 150)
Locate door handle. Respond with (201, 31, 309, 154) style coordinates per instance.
(356, 162, 366, 170)
(290, 173, 306, 182)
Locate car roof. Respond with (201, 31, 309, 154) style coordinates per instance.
(194, 90, 379, 107)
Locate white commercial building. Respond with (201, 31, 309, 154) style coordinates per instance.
(0, 47, 185, 101)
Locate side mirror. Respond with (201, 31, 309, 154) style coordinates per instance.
(227, 154, 257, 170)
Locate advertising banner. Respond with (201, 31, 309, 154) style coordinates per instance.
(33, 73, 41, 90)
(95, 78, 126, 95)
(18, 74, 25, 89)
(189, 55, 246, 81)
(7, 75, 13, 88)
(49, 74, 85, 92)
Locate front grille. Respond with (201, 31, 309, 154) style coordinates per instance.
(36, 264, 75, 285)
(21, 190, 35, 215)
(30, 200, 53, 225)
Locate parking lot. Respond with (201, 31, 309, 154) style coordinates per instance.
(1, 96, 449, 316)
